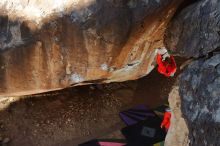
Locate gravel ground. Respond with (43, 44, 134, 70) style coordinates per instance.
(0, 82, 137, 146)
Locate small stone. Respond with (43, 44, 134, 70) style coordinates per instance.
(2, 138, 10, 144)
(193, 130, 196, 137)
(89, 86, 95, 90)
(100, 63, 108, 71)
(200, 129, 204, 134)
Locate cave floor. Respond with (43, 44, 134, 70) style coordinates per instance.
(0, 58, 184, 146)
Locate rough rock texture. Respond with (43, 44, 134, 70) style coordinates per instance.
(0, 82, 136, 146)
(176, 54, 220, 146)
(165, 0, 220, 58)
(0, 70, 176, 146)
(165, 82, 189, 146)
(165, 1, 220, 145)
(0, 0, 183, 96)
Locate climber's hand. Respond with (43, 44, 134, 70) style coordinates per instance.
(162, 52, 170, 61)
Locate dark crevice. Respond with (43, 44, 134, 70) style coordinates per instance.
(196, 47, 220, 60)
(173, 0, 201, 18)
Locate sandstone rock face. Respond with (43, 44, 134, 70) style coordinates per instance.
(165, 82, 189, 146)
(0, 0, 183, 96)
(165, 0, 220, 58)
(170, 54, 220, 146)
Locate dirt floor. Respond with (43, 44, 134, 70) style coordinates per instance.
(0, 58, 185, 146)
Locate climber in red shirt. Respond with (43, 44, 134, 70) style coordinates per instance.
(156, 52, 177, 77)
(160, 108, 171, 132)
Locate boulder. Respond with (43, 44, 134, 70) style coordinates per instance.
(165, 0, 220, 58)
(167, 54, 220, 146)
(0, 0, 183, 96)
(179, 54, 220, 146)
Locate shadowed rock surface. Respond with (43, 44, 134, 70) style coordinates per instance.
(164, 0, 220, 145)
(0, 0, 183, 96)
(167, 54, 220, 146)
(165, 0, 220, 58)
(179, 54, 220, 146)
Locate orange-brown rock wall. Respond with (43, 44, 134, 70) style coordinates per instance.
(0, 0, 183, 96)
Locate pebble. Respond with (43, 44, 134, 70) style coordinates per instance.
(2, 138, 10, 144)
(89, 86, 95, 90)
(0, 124, 4, 129)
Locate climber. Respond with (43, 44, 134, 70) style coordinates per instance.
(160, 108, 171, 132)
(156, 47, 177, 77)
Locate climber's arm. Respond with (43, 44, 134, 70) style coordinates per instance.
(156, 54, 164, 66)
(160, 119, 168, 128)
(161, 112, 171, 128)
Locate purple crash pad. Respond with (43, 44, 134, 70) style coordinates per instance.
(119, 105, 156, 126)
